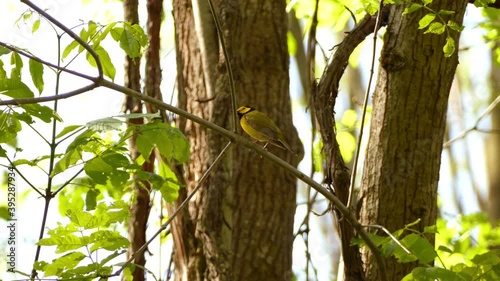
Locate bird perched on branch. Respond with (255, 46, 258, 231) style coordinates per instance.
(236, 105, 295, 154)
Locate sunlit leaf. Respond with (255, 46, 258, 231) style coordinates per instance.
(55, 125, 83, 139)
(403, 3, 422, 15)
(443, 36, 455, 57)
(86, 45, 116, 80)
(0, 78, 34, 98)
(10, 52, 23, 80)
(418, 13, 436, 29)
(32, 19, 40, 33)
(29, 59, 44, 94)
(424, 22, 445, 34)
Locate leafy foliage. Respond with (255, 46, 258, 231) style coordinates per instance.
(0, 13, 187, 279)
(353, 214, 500, 281)
(62, 21, 148, 80)
(34, 201, 130, 279)
(403, 0, 463, 57)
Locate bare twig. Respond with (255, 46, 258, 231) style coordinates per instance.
(362, 224, 411, 254)
(207, 0, 238, 131)
(444, 93, 500, 147)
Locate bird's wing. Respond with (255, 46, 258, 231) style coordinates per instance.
(244, 112, 279, 139)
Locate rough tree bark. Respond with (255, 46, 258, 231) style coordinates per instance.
(171, 0, 302, 280)
(358, 2, 468, 280)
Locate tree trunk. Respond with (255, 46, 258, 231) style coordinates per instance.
(172, 0, 302, 280)
(486, 52, 500, 224)
(358, 2, 467, 280)
(122, 1, 153, 281)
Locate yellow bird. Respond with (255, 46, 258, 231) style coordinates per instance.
(236, 106, 295, 154)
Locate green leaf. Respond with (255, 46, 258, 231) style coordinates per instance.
(418, 13, 436, 29)
(136, 122, 191, 163)
(52, 130, 96, 176)
(0, 60, 6, 79)
(0, 111, 22, 143)
(114, 112, 161, 119)
(424, 225, 438, 234)
(119, 23, 148, 58)
(10, 52, 23, 80)
(424, 22, 446, 35)
(89, 230, 129, 252)
(66, 209, 93, 228)
(13, 155, 56, 166)
(40, 252, 86, 277)
(473, 0, 496, 7)
(443, 36, 455, 57)
(437, 245, 453, 253)
(86, 117, 122, 131)
(86, 45, 116, 80)
(0, 206, 10, 220)
(447, 20, 464, 32)
(52, 147, 82, 176)
(401, 234, 437, 264)
(99, 250, 125, 266)
(421, 0, 433, 5)
(110, 26, 123, 41)
(437, 10, 455, 15)
(471, 251, 500, 266)
(120, 25, 141, 58)
(0, 46, 11, 56)
(403, 267, 465, 281)
(93, 22, 117, 46)
(58, 188, 85, 216)
(158, 160, 182, 202)
(29, 59, 44, 94)
(0, 78, 34, 98)
(32, 19, 40, 33)
(38, 233, 89, 253)
(84, 157, 113, 184)
(62, 40, 80, 59)
(95, 200, 129, 225)
(403, 3, 422, 15)
(168, 126, 190, 163)
(22, 103, 61, 123)
(85, 188, 100, 211)
(55, 125, 83, 139)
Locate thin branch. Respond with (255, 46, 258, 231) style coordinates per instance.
(444, 93, 500, 147)
(207, 0, 238, 132)
(3, 155, 44, 197)
(363, 224, 411, 254)
(0, 83, 99, 105)
(347, 1, 385, 209)
(0, 41, 98, 81)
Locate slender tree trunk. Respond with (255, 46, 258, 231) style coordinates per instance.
(122, 0, 151, 277)
(172, 0, 302, 280)
(358, 2, 467, 280)
(486, 52, 500, 224)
